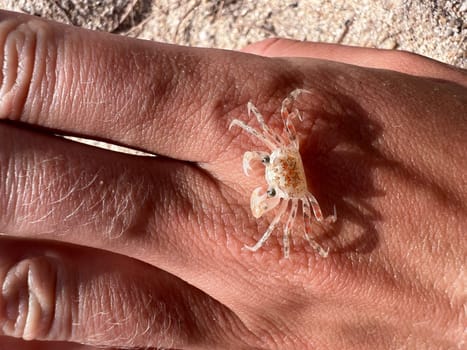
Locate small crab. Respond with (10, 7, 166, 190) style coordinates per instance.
(229, 89, 336, 258)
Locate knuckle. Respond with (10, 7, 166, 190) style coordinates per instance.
(387, 50, 431, 70)
(0, 17, 56, 122)
(0, 255, 63, 340)
(393, 50, 420, 62)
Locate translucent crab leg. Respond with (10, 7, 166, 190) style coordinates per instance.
(281, 89, 311, 147)
(244, 199, 289, 252)
(248, 102, 285, 145)
(229, 119, 277, 150)
(306, 193, 324, 222)
(302, 199, 329, 257)
(307, 193, 337, 224)
(281, 99, 299, 147)
(283, 199, 299, 258)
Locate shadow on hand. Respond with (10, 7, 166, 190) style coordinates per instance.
(299, 90, 385, 255)
(299, 86, 465, 255)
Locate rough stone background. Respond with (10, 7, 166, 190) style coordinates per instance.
(1, 0, 466, 68)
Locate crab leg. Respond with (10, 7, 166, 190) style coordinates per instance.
(242, 151, 269, 176)
(283, 199, 299, 258)
(229, 119, 277, 150)
(307, 193, 337, 224)
(306, 193, 324, 222)
(244, 199, 289, 252)
(281, 89, 310, 147)
(248, 102, 285, 145)
(281, 100, 299, 147)
(302, 199, 329, 257)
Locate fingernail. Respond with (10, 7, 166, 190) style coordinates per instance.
(1, 257, 56, 340)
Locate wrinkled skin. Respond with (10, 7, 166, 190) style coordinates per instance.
(0, 10, 465, 350)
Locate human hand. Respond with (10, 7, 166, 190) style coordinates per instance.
(0, 11, 465, 350)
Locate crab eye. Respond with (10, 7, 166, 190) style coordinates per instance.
(262, 155, 270, 164)
(267, 188, 276, 197)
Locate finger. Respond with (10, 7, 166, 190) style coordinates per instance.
(0, 336, 94, 349)
(0, 122, 203, 267)
(0, 237, 250, 349)
(0, 123, 252, 304)
(242, 39, 467, 87)
(0, 10, 261, 162)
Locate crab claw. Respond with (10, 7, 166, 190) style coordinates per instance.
(250, 187, 281, 218)
(242, 152, 253, 176)
(242, 151, 269, 176)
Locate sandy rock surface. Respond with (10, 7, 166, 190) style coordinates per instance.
(1, 0, 465, 68)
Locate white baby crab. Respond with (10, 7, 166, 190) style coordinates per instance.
(229, 89, 336, 258)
